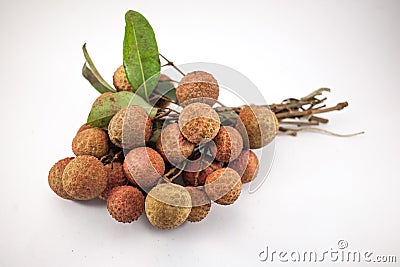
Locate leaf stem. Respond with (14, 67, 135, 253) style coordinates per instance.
(159, 53, 186, 76)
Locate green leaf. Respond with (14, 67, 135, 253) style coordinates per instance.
(123, 10, 160, 101)
(87, 91, 157, 129)
(82, 44, 115, 93)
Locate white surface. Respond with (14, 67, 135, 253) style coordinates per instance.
(1, 0, 399, 266)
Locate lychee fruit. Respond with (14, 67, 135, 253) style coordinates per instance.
(156, 123, 195, 165)
(107, 186, 144, 223)
(236, 105, 278, 149)
(113, 65, 134, 92)
(186, 187, 211, 223)
(72, 127, 109, 158)
(108, 105, 152, 150)
(48, 157, 74, 200)
(205, 168, 242, 205)
(77, 124, 94, 134)
(178, 102, 220, 144)
(210, 126, 243, 162)
(62, 155, 107, 200)
(182, 155, 223, 186)
(98, 162, 128, 200)
(229, 150, 259, 184)
(145, 183, 191, 230)
(123, 147, 165, 188)
(176, 71, 219, 106)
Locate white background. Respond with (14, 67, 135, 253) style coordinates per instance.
(1, 0, 399, 266)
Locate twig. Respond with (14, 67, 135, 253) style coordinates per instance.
(279, 120, 319, 126)
(276, 102, 348, 119)
(163, 167, 177, 178)
(154, 109, 172, 120)
(159, 53, 186, 76)
(309, 116, 329, 124)
(279, 127, 364, 137)
(168, 161, 187, 182)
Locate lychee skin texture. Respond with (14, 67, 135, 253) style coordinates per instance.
(123, 147, 165, 188)
(210, 126, 243, 162)
(176, 71, 219, 106)
(77, 124, 94, 134)
(156, 123, 195, 165)
(107, 186, 144, 223)
(99, 162, 128, 200)
(62, 155, 107, 200)
(178, 102, 220, 144)
(236, 105, 278, 149)
(182, 155, 223, 186)
(108, 105, 152, 150)
(186, 187, 211, 223)
(48, 157, 74, 200)
(113, 65, 134, 92)
(72, 128, 109, 158)
(229, 150, 259, 184)
(145, 183, 191, 230)
(205, 168, 242, 205)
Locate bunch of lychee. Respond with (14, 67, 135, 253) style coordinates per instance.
(48, 66, 278, 230)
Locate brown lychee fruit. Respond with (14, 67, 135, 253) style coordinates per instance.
(98, 162, 128, 200)
(48, 157, 74, 200)
(145, 183, 191, 230)
(123, 147, 165, 188)
(236, 105, 278, 149)
(186, 187, 211, 223)
(107, 186, 144, 223)
(176, 71, 219, 106)
(77, 124, 95, 134)
(108, 105, 152, 150)
(178, 102, 220, 144)
(156, 123, 195, 165)
(205, 168, 242, 205)
(72, 127, 109, 158)
(113, 65, 134, 92)
(210, 126, 243, 162)
(182, 155, 223, 186)
(229, 150, 259, 184)
(62, 155, 107, 200)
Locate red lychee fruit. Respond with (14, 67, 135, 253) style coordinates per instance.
(178, 102, 220, 144)
(176, 71, 219, 106)
(205, 168, 242, 205)
(72, 127, 109, 158)
(229, 150, 259, 184)
(108, 105, 152, 150)
(48, 157, 74, 200)
(182, 155, 223, 186)
(236, 105, 278, 149)
(186, 187, 211, 223)
(98, 162, 128, 200)
(62, 155, 107, 200)
(210, 126, 243, 162)
(107, 186, 144, 223)
(77, 124, 94, 134)
(156, 123, 195, 165)
(123, 147, 165, 188)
